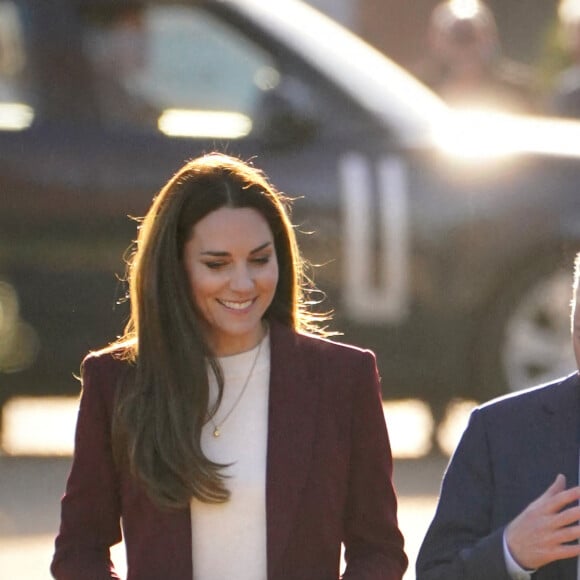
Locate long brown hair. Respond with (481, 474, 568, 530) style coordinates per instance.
(101, 153, 325, 509)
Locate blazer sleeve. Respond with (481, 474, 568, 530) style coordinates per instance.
(415, 408, 511, 580)
(51, 355, 123, 580)
(341, 351, 408, 580)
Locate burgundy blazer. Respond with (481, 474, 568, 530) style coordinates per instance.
(51, 321, 407, 580)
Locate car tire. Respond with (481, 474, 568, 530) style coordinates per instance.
(473, 253, 576, 400)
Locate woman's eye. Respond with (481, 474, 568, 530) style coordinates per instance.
(252, 256, 270, 265)
(204, 261, 226, 270)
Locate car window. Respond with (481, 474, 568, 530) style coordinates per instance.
(80, 3, 282, 138)
(0, 0, 33, 130)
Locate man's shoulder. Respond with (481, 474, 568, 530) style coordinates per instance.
(477, 373, 579, 417)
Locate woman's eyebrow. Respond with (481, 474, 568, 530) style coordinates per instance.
(200, 250, 230, 257)
(250, 241, 273, 254)
(200, 241, 272, 257)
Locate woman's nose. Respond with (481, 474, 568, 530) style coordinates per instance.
(230, 265, 253, 292)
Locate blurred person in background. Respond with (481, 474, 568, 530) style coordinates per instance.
(50, 153, 407, 580)
(548, 0, 580, 118)
(415, 0, 537, 113)
(416, 250, 580, 580)
(82, 3, 154, 125)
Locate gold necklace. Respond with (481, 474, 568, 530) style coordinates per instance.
(209, 337, 263, 438)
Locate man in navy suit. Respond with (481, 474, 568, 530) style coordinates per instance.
(417, 251, 580, 580)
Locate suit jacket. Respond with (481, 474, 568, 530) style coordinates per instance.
(416, 372, 580, 580)
(51, 321, 407, 580)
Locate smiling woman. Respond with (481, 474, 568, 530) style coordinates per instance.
(51, 152, 408, 580)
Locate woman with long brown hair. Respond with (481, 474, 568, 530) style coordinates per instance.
(51, 152, 407, 580)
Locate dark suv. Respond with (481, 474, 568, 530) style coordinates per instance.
(1, 0, 579, 425)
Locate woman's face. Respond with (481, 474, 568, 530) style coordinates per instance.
(183, 206, 279, 356)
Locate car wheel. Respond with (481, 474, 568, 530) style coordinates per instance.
(474, 257, 576, 399)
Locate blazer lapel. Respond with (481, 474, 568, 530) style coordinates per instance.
(265, 322, 319, 577)
(541, 374, 580, 491)
(541, 374, 580, 580)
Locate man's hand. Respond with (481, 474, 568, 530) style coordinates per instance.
(505, 474, 580, 570)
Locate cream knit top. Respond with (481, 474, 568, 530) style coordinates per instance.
(190, 334, 270, 580)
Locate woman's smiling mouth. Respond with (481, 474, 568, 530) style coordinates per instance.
(218, 298, 255, 310)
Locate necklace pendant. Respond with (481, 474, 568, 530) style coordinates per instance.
(208, 337, 263, 441)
